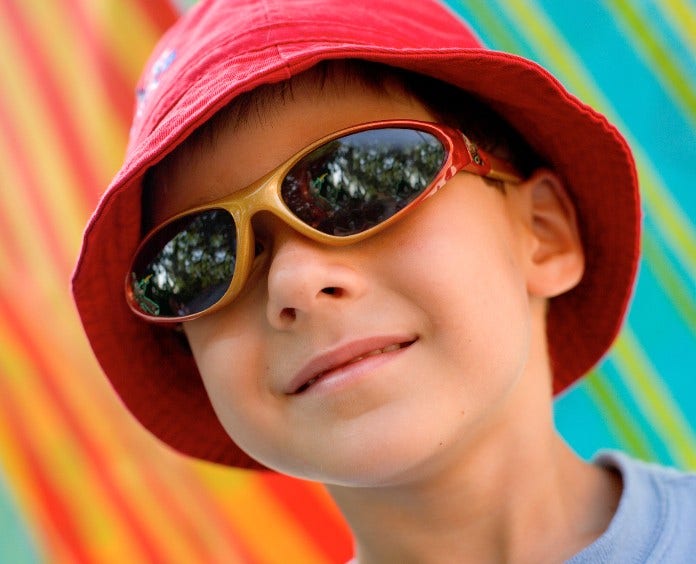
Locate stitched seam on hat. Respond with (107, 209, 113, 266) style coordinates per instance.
(261, 0, 293, 81)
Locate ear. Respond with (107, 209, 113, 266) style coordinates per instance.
(516, 169, 585, 298)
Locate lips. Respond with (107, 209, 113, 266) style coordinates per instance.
(287, 337, 416, 394)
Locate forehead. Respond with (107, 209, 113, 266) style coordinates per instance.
(145, 71, 436, 225)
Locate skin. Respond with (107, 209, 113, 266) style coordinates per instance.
(152, 72, 622, 563)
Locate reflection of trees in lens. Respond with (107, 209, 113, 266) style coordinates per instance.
(132, 210, 236, 317)
(282, 129, 445, 236)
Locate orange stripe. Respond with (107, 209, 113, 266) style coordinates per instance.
(131, 0, 179, 34)
(5, 282, 255, 562)
(4, 0, 134, 204)
(160, 461, 262, 562)
(0, 296, 185, 562)
(0, 0, 111, 207)
(2, 293, 241, 562)
(0, 311, 135, 562)
(15, 308, 239, 562)
(261, 475, 352, 562)
(64, 0, 158, 128)
(0, 10, 90, 270)
(0, 102, 72, 278)
(0, 103, 71, 286)
(197, 469, 332, 564)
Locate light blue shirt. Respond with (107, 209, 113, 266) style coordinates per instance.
(347, 452, 696, 563)
(568, 451, 696, 563)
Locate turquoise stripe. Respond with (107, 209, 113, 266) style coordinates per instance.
(610, 328, 696, 470)
(555, 369, 658, 462)
(640, 221, 696, 337)
(449, 1, 696, 326)
(477, 1, 696, 278)
(553, 377, 625, 460)
(605, 0, 696, 127)
(537, 0, 696, 216)
(657, 0, 696, 59)
(445, 0, 696, 468)
(0, 473, 40, 564)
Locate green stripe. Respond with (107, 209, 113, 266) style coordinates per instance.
(637, 157, 696, 277)
(642, 230, 696, 337)
(584, 370, 657, 460)
(657, 0, 696, 58)
(495, 0, 602, 104)
(491, 0, 696, 311)
(606, 0, 696, 126)
(449, 1, 520, 53)
(612, 328, 696, 470)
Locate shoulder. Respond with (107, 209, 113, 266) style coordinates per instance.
(568, 451, 696, 563)
(603, 451, 696, 511)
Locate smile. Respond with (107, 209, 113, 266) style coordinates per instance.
(288, 338, 416, 395)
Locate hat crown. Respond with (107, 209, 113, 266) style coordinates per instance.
(129, 0, 483, 152)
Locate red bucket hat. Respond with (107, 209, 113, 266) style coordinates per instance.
(72, 0, 640, 469)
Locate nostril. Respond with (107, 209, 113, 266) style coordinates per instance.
(280, 307, 297, 322)
(321, 287, 344, 297)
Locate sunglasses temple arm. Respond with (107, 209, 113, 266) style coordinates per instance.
(455, 132, 523, 185)
(483, 153, 524, 184)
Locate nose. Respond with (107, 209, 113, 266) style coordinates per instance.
(265, 226, 367, 330)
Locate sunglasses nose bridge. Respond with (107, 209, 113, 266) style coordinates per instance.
(245, 181, 340, 248)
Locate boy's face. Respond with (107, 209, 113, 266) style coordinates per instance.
(152, 75, 544, 485)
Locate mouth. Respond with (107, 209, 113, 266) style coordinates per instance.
(288, 338, 416, 395)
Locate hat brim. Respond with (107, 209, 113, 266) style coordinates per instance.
(73, 19, 639, 469)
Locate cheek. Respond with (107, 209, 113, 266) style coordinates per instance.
(183, 313, 288, 461)
(382, 190, 532, 382)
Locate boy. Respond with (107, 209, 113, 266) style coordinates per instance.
(73, 0, 696, 561)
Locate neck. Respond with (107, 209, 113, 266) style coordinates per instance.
(330, 436, 619, 563)
(329, 408, 620, 563)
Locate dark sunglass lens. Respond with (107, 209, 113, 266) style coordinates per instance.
(281, 128, 446, 236)
(130, 209, 236, 317)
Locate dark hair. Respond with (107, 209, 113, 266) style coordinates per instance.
(143, 59, 545, 229)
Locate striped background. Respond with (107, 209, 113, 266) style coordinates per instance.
(0, 0, 694, 562)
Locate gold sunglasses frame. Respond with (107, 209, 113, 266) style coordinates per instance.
(126, 119, 522, 322)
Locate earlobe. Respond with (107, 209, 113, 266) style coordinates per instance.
(521, 169, 585, 298)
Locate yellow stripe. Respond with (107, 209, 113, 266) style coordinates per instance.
(584, 370, 657, 460)
(0, 226, 14, 284)
(0, 406, 64, 562)
(0, 13, 90, 261)
(0, 132, 67, 292)
(657, 0, 696, 58)
(8, 300, 213, 564)
(606, 0, 696, 126)
(195, 467, 331, 564)
(637, 156, 696, 282)
(150, 460, 254, 561)
(498, 0, 601, 104)
(0, 316, 150, 563)
(80, 0, 167, 87)
(612, 327, 696, 470)
(497, 0, 696, 290)
(16, 0, 132, 192)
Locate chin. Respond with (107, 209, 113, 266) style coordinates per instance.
(259, 430, 458, 488)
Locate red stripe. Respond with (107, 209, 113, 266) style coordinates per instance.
(134, 463, 257, 562)
(62, 0, 146, 130)
(3, 287, 263, 562)
(0, 334, 96, 562)
(0, 101, 73, 280)
(133, 0, 180, 33)
(0, 295, 172, 562)
(0, 0, 111, 212)
(0, 205, 24, 269)
(260, 474, 353, 562)
(173, 468, 263, 563)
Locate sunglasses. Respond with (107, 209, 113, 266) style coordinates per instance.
(126, 119, 522, 322)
